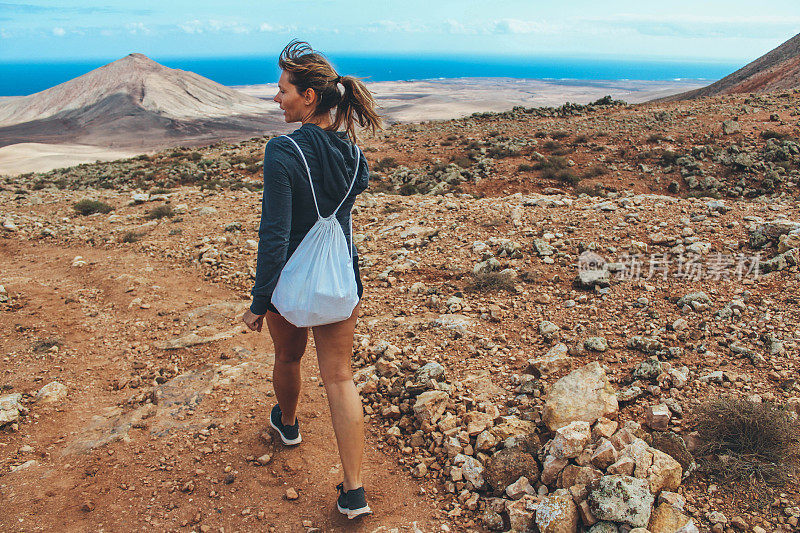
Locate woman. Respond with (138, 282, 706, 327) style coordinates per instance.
(241, 40, 381, 519)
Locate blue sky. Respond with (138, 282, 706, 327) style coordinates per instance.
(1, 0, 799, 62)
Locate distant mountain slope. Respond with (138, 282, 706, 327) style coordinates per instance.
(0, 53, 287, 149)
(658, 32, 800, 102)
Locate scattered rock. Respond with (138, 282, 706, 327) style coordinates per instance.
(648, 502, 695, 533)
(543, 362, 619, 431)
(484, 447, 539, 494)
(0, 393, 24, 425)
(36, 381, 68, 403)
(412, 390, 449, 424)
(535, 488, 579, 533)
(588, 475, 654, 528)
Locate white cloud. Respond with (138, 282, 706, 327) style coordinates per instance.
(585, 14, 800, 39)
(491, 19, 560, 35)
(52, 27, 65, 36)
(444, 19, 475, 35)
(179, 19, 254, 35)
(366, 20, 428, 33)
(179, 19, 203, 34)
(259, 22, 295, 33)
(126, 22, 151, 35)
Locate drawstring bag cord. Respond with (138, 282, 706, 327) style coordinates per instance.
(281, 135, 361, 259)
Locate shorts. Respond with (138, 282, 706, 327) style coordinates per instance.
(266, 255, 363, 315)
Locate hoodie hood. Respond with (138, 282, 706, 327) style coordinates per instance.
(293, 122, 365, 206)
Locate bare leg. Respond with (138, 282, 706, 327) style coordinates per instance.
(312, 301, 364, 491)
(265, 309, 309, 425)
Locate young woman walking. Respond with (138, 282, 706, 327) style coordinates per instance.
(241, 40, 381, 519)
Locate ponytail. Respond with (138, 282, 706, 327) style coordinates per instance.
(278, 40, 382, 143)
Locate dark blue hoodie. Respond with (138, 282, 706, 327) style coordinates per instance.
(249, 122, 369, 315)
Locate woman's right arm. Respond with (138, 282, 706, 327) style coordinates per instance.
(249, 138, 292, 315)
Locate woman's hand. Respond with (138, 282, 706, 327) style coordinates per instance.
(242, 309, 265, 332)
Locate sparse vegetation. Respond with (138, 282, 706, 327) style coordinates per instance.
(761, 130, 794, 141)
(464, 271, 516, 292)
(121, 230, 143, 243)
(373, 157, 399, 172)
(399, 183, 418, 196)
(647, 133, 669, 143)
(73, 199, 113, 215)
(146, 204, 174, 220)
(581, 164, 608, 179)
(383, 203, 405, 213)
(32, 337, 63, 352)
(536, 156, 580, 185)
(694, 396, 800, 483)
(486, 146, 520, 159)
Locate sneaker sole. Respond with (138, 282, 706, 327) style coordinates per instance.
(269, 417, 302, 446)
(336, 501, 372, 519)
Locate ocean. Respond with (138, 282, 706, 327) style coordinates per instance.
(0, 54, 740, 97)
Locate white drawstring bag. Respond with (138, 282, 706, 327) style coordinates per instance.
(270, 135, 362, 327)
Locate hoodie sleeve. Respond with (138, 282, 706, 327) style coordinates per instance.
(250, 138, 292, 315)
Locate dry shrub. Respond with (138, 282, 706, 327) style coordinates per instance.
(121, 231, 143, 243)
(146, 204, 174, 220)
(32, 337, 62, 352)
(695, 396, 800, 483)
(73, 199, 113, 215)
(465, 271, 516, 292)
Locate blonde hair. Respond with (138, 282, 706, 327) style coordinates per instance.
(278, 40, 382, 143)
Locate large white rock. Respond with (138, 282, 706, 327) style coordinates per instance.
(550, 420, 591, 459)
(0, 393, 23, 425)
(588, 475, 654, 528)
(648, 502, 697, 533)
(412, 390, 449, 423)
(543, 362, 618, 431)
(461, 456, 485, 489)
(618, 438, 683, 494)
(36, 381, 67, 404)
(527, 343, 571, 377)
(535, 488, 579, 533)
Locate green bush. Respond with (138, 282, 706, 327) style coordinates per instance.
(536, 156, 579, 185)
(73, 199, 113, 215)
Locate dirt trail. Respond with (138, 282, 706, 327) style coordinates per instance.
(0, 240, 441, 532)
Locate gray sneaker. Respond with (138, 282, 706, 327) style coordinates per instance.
(336, 482, 372, 519)
(269, 404, 301, 445)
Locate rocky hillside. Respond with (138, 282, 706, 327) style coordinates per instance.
(0, 91, 799, 532)
(0, 54, 286, 149)
(661, 32, 800, 101)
